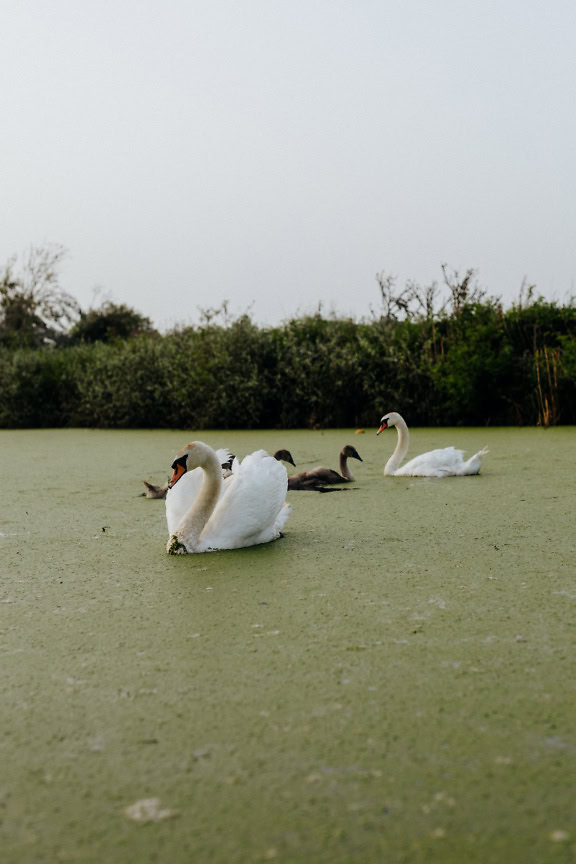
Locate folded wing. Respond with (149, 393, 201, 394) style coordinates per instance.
(199, 450, 289, 549)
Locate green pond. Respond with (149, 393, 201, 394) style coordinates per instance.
(1, 427, 575, 864)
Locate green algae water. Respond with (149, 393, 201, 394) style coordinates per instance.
(1, 427, 575, 864)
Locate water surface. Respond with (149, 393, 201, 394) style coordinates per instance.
(1, 427, 575, 863)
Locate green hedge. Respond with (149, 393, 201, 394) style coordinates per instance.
(1, 302, 575, 428)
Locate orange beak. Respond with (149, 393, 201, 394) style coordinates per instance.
(168, 462, 186, 488)
(376, 423, 388, 435)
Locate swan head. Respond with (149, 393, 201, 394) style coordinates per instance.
(341, 445, 363, 461)
(168, 441, 213, 488)
(273, 449, 296, 467)
(376, 412, 402, 435)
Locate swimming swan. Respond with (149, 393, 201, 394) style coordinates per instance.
(166, 441, 291, 554)
(377, 412, 487, 477)
(288, 445, 362, 490)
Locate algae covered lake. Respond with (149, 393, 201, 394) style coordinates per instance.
(1, 426, 575, 864)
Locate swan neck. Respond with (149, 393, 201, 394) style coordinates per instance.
(339, 451, 354, 482)
(176, 452, 222, 548)
(385, 418, 410, 475)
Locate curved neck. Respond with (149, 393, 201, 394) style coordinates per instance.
(339, 451, 354, 482)
(176, 451, 222, 547)
(385, 418, 409, 475)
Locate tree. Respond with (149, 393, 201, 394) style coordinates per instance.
(0, 244, 80, 346)
(68, 301, 154, 343)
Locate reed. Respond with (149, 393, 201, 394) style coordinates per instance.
(535, 347, 561, 427)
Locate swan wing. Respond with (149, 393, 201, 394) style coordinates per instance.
(198, 450, 289, 549)
(394, 446, 467, 477)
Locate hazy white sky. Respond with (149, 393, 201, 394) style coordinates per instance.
(2, 0, 575, 328)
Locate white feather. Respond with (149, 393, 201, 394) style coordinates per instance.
(393, 446, 488, 477)
(378, 412, 488, 477)
(198, 450, 290, 551)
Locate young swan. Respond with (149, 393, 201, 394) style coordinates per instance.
(288, 445, 362, 490)
(166, 441, 290, 554)
(377, 412, 488, 477)
(142, 480, 169, 499)
(273, 449, 296, 468)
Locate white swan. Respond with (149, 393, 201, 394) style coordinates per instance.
(166, 441, 291, 554)
(377, 412, 488, 477)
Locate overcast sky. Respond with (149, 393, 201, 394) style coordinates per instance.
(2, 0, 575, 328)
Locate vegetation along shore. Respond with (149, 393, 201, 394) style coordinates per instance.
(1, 245, 575, 429)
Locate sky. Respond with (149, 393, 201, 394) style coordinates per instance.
(1, 0, 575, 329)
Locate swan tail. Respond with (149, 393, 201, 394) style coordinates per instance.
(459, 448, 489, 475)
(471, 447, 489, 460)
(275, 502, 292, 533)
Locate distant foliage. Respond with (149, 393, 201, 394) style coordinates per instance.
(0, 264, 575, 428)
(68, 301, 154, 344)
(0, 245, 80, 347)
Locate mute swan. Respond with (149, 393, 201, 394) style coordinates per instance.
(288, 445, 362, 490)
(377, 412, 487, 477)
(144, 449, 295, 498)
(166, 441, 291, 554)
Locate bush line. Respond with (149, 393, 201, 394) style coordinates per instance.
(1, 300, 575, 428)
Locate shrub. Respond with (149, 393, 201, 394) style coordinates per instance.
(1, 296, 575, 428)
